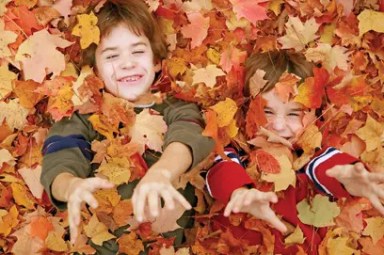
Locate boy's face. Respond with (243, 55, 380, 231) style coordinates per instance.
(262, 89, 304, 141)
(95, 24, 160, 102)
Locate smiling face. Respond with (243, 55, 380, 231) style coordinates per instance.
(95, 24, 160, 102)
(262, 89, 305, 141)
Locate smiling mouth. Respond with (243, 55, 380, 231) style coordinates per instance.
(117, 75, 143, 82)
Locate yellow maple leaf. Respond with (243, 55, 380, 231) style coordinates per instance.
(94, 188, 121, 207)
(14, 0, 37, 8)
(192, 64, 225, 88)
(356, 115, 384, 152)
(11, 182, 35, 209)
(296, 124, 322, 154)
(72, 12, 100, 49)
(47, 78, 74, 121)
(305, 43, 349, 72)
(210, 97, 238, 127)
(278, 16, 320, 51)
(0, 99, 29, 130)
(0, 63, 17, 100)
(0, 205, 19, 236)
(207, 47, 221, 65)
(319, 24, 336, 44)
(13, 80, 43, 109)
(268, 0, 284, 16)
(297, 194, 340, 228)
(71, 65, 94, 106)
(0, 20, 17, 59)
(363, 217, 384, 244)
(89, 114, 117, 140)
(45, 231, 68, 252)
(96, 157, 131, 186)
(284, 226, 305, 245)
(117, 232, 144, 255)
(261, 154, 296, 192)
(357, 9, 384, 37)
(84, 214, 116, 246)
(326, 236, 361, 255)
(129, 109, 167, 154)
(225, 119, 239, 138)
(166, 57, 188, 78)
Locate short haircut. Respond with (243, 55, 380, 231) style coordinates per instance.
(244, 50, 315, 96)
(82, 0, 168, 66)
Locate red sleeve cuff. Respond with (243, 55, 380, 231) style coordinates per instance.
(206, 161, 254, 203)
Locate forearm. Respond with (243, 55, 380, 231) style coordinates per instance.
(51, 172, 80, 202)
(147, 142, 192, 181)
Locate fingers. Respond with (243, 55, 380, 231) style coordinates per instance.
(369, 195, 384, 216)
(265, 213, 287, 233)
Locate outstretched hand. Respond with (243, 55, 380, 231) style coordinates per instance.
(66, 177, 114, 244)
(224, 187, 287, 233)
(131, 170, 192, 223)
(327, 162, 384, 215)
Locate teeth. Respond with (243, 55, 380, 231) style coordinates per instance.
(119, 75, 141, 82)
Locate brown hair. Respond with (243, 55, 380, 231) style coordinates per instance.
(244, 50, 314, 97)
(82, 0, 168, 66)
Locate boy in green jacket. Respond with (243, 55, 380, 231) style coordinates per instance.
(40, 0, 214, 253)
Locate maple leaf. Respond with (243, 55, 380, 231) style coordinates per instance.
(181, 12, 209, 49)
(33, 6, 61, 26)
(11, 182, 35, 209)
(129, 108, 167, 154)
(274, 72, 301, 103)
(72, 11, 100, 49)
(229, 0, 269, 25)
(305, 43, 349, 72)
(245, 96, 267, 138)
(182, 0, 212, 12)
(0, 63, 16, 100)
(15, 29, 73, 83)
(45, 231, 68, 252)
(0, 99, 29, 130)
(359, 237, 384, 255)
(29, 215, 54, 241)
(356, 115, 384, 152)
(192, 64, 225, 88)
(284, 226, 305, 245)
(0, 0, 11, 15)
(326, 236, 361, 255)
(96, 157, 131, 186)
(0, 20, 17, 59)
(18, 166, 43, 199)
(363, 217, 384, 244)
(84, 214, 116, 246)
(113, 199, 133, 227)
(117, 232, 144, 255)
(278, 16, 320, 51)
(13, 79, 43, 109)
(0, 205, 19, 236)
(335, 198, 371, 233)
(261, 154, 296, 191)
(248, 69, 268, 97)
(46, 76, 74, 121)
(219, 47, 247, 73)
(210, 97, 238, 127)
(296, 124, 322, 154)
(14, 0, 37, 9)
(357, 9, 384, 37)
(297, 194, 340, 227)
(251, 149, 281, 174)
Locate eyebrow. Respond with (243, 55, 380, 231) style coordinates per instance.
(101, 42, 148, 54)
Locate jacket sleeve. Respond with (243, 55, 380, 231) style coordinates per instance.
(162, 99, 214, 168)
(304, 147, 359, 199)
(40, 112, 99, 210)
(206, 148, 254, 204)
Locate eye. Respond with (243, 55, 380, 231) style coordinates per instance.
(287, 112, 301, 117)
(264, 109, 273, 115)
(132, 50, 145, 55)
(106, 54, 118, 60)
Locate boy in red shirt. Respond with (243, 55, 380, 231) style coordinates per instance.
(206, 51, 384, 254)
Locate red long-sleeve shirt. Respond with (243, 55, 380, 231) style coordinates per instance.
(206, 147, 358, 254)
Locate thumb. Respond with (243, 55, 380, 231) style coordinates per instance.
(353, 162, 365, 173)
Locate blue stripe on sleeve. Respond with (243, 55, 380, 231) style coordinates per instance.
(42, 135, 93, 161)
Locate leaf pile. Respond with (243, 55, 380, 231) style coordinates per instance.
(1, 0, 384, 254)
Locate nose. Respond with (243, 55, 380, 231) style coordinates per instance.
(270, 115, 286, 132)
(119, 56, 135, 69)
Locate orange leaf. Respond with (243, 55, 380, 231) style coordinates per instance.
(250, 149, 281, 173)
(13, 80, 43, 109)
(30, 216, 54, 240)
(118, 232, 145, 255)
(245, 96, 267, 138)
